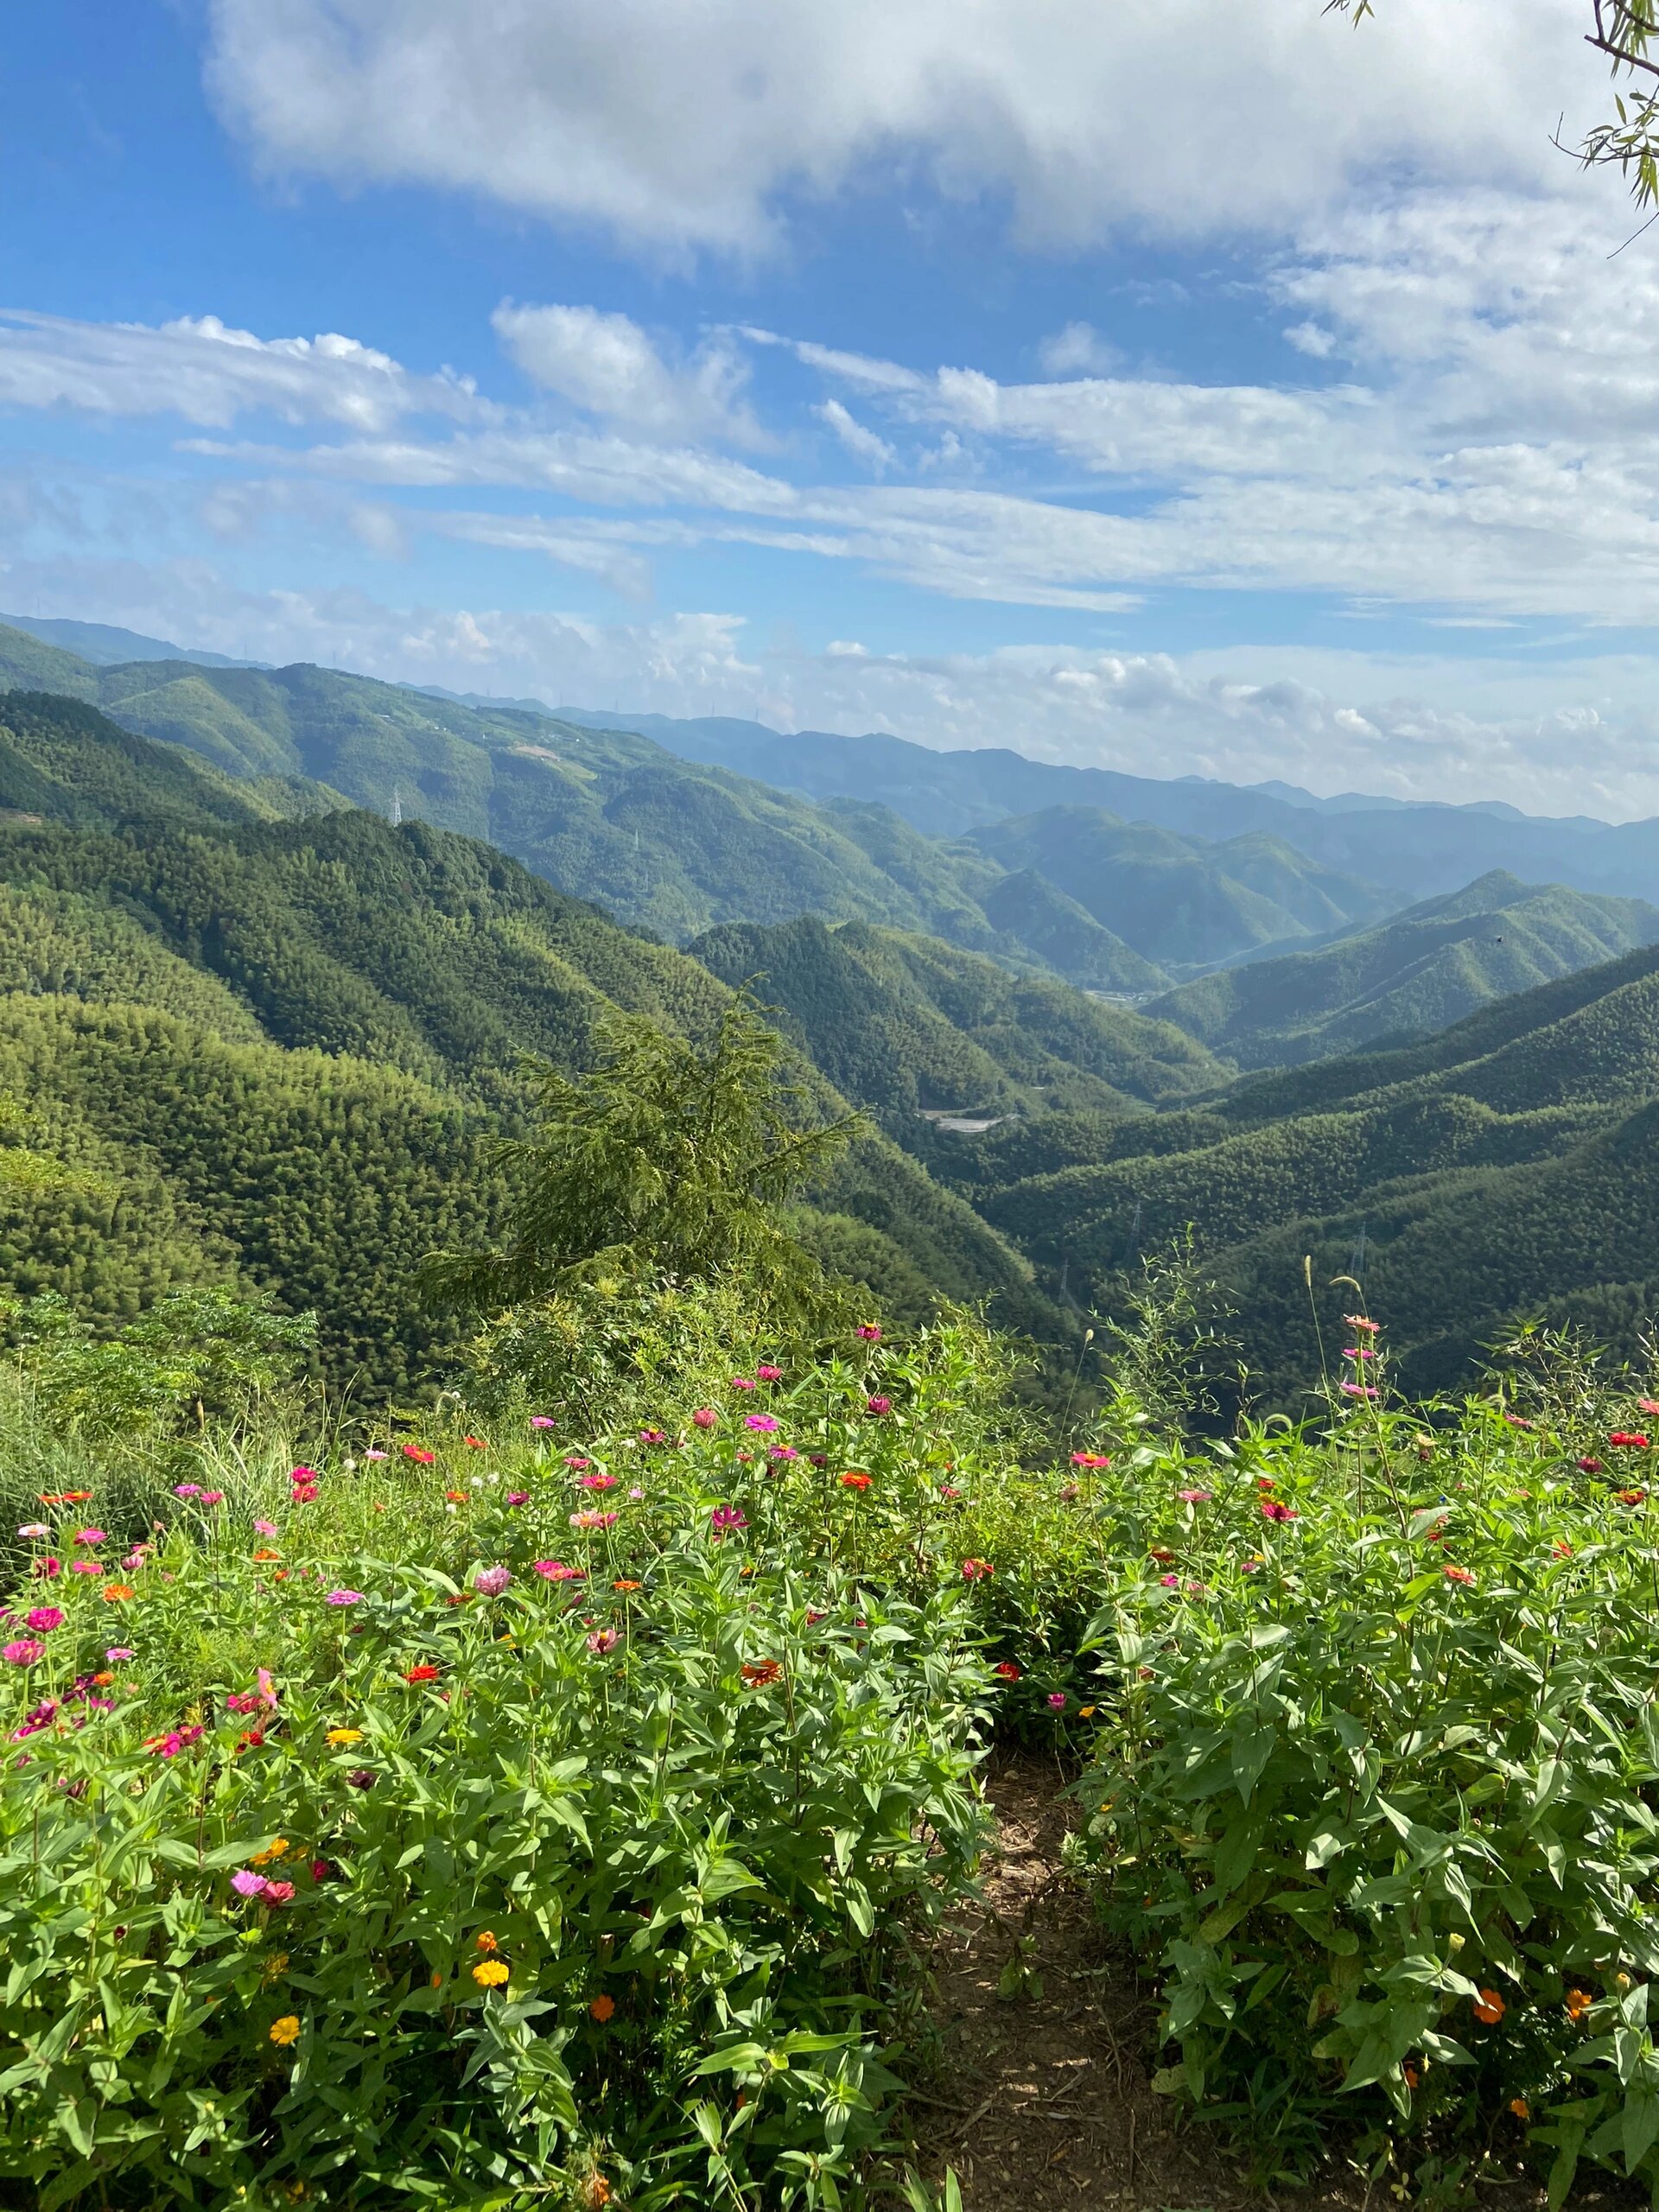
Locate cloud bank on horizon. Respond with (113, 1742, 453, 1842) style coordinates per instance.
(7, 0, 1659, 819)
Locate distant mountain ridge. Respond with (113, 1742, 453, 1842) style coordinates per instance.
(1147, 871, 1659, 1066)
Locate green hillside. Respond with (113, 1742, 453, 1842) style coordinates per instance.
(1149, 870, 1659, 1065)
(0, 628, 1400, 984)
(967, 805, 1393, 969)
(953, 941, 1659, 1395)
(0, 690, 1056, 1384)
(689, 913, 1221, 1124)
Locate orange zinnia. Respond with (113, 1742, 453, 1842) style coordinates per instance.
(1472, 1987, 1506, 2024)
(1566, 1987, 1594, 2022)
(589, 1993, 615, 2022)
(101, 1584, 135, 1602)
(252, 1548, 280, 1561)
(613, 1579, 642, 1592)
(741, 1660, 784, 1688)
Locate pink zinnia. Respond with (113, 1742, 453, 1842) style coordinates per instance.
(73, 1529, 106, 1546)
(231, 1869, 264, 1897)
(960, 1558, 993, 1581)
(866, 1395, 892, 1416)
(174, 1484, 200, 1499)
(564, 1456, 591, 1470)
(23, 1607, 63, 1633)
(570, 1510, 619, 1530)
(729, 1376, 755, 1391)
(691, 1408, 718, 1428)
(324, 1589, 364, 1606)
(106, 1646, 134, 1662)
(34, 1557, 60, 1580)
(744, 1414, 779, 1433)
(474, 1566, 513, 1597)
(577, 1472, 618, 1491)
(1340, 1382, 1379, 1401)
(1046, 1693, 1067, 1710)
(587, 1628, 620, 1655)
(69, 1561, 99, 1574)
(505, 1491, 529, 1507)
(364, 1449, 388, 1461)
(3, 1639, 45, 1665)
(254, 1520, 278, 1537)
(530, 1415, 556, 1429)
(1178, 1489, 1212, 1504)
(199, 1491, 225, 1507)
(16, 1522, 48, 1539)
(709, 1506, 747, 1537)
(756, 1365, 783, 1382)
(261, 1880, 296, 1906)
(855, 1324, 882, 1342)
(533, 1560, 584, 1581)
(1260, 1500, 1298, 1523)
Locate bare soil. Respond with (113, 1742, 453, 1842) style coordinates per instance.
(901, 1751, 1343, 2212)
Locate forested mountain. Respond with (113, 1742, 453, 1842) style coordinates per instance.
(935, 941, 1659, 1396)
(689, 915, 1222, 1124)
(0, 692, 1057, 1389)
(565, 706, 1659, 906)
(1148, 872, 1659, 1066)
(0, 624, 1368, 980)
(964, 806, 1392, 970)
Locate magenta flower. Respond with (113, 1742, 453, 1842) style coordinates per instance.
(866, 1396, 893, 1416)
(69, 1560, 99, 1575)
(226, 1692, 262, 1714)
(105, 1646, 134, 1662)
(174, 1484, 200, 1499)
(1178, 1489, 1212, 1504)
(587, 1628, 620, 1656)
(564, 1456, 591, 1470)
(530, 1415, 556, 1430)
(324, 1589, 365, 1606)
(1340, 1382, 1380, 1401)
(231, 1869, 265, 1897)
(1046, 1693, 1067, 1709)
(691, 1407, 718, 1428)
(769, 1445, 798, 1461)
(639, 1428, 669, 1446)
(33, 1557, 60, 1580)
(756, 1365, 783, 1382)
(744, 1413, 780, 1433)
(290, 1466, 318, 1483)
(73, 1529, 106, 1546)
(1159, 1573, 1180, 1588)
(960, 1558, 994, 1581)
(533, 1560, 584, 1581)
(3, 1639, 45, 1665)
(474, 1566, 513, 1597)
(1241, 1558, 1264, 1574)
(855, 1324, 882, 1342)
(199, 1491, 226, 1507)
(23, 1607, 64, 1633)
(505, 1491, 529, 1508)
(578, 1472, 618, 1491)
(729, 1376, 756, 1391)
(1260, 1500, 1298, 1523)
(709, 1506, 748, 1538)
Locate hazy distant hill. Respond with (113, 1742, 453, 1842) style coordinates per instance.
(563, 706, 1659, 908)
(966, 806, 1392, 970)
(1148, 871, 1659, 1066)
(0, 626, 1370, 981)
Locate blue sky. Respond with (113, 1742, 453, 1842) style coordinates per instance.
(6, 0, 1659, 817)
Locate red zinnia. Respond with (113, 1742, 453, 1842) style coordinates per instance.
(404, 1446, 436, 1464)
(1259, 1500, 1298, 1523)
(404, 1664, 442, 1683)
(1611, 1433, 1650, 1449)
(994, 1661, 1020, 1681)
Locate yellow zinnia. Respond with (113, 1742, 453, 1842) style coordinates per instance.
(326, 1728, 364, 1745)
(269, 2015, 302, 2045)
(472, 1960, 510, 1987)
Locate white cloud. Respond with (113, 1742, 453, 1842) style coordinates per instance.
(1038, 322, 1123, 376)
(0, 309, 478, 431)
(204, 0, 1596, 257)
(491, 302, 764, 445)
(816, 399, 895, 473)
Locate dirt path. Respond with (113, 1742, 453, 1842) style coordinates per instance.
(904, 1751, 1291, 2212)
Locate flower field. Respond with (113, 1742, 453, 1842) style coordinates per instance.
(10, 1307, 1659, 2209)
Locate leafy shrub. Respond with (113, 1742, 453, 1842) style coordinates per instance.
(0, 1334, 1001, 2210)
(1072, 1366, 1659, 2199)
